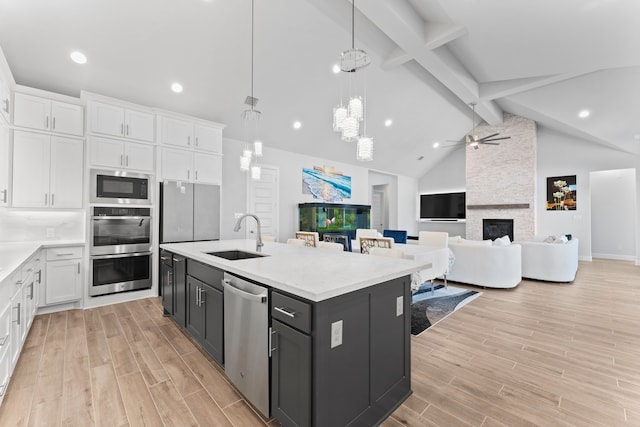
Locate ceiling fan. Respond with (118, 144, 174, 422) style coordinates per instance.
(444, 102, 511, 149)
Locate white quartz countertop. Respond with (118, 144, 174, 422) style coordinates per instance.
(0, 240, 85, 283)
(160, 239, 433, 302)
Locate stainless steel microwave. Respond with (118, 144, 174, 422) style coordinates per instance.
(90, 169, 151, 205)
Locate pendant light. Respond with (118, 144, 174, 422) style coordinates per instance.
(332, 0, 373, 160)
(240, 0, 262, 179)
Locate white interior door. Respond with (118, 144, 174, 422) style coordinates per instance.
(247, 165, 279, 241)
(371, 189, 386, 232)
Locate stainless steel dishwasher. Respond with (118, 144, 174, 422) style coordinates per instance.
(222, 273, 270, 417)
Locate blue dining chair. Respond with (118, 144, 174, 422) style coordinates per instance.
(383, 229, 408, 244)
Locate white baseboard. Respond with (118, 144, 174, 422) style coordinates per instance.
(592, 253, 636, 261)
(579, 255, 592, 262)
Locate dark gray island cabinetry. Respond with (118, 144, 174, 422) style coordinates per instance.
(160, 239, 429, 427)
(271, 276, 411, 427)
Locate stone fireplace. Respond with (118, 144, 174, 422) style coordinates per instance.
(483, 219, 514, 241)
(465, 113, 537, 241)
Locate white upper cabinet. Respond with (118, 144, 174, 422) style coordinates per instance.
(0, 118, 9, 206)
(161, 148, 221, 184)
(90, 101, 154, 142)
(13, 93, 83, 136)
(12, 130, 83, 208)
(90, 136, 154, 172)
(193, 152, 222, 184)
(161, 116, 193, 148)
(159, 115, 224, 154)
(194, 124, 223, 153)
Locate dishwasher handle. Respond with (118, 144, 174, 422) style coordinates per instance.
(222, 278, 268, 304)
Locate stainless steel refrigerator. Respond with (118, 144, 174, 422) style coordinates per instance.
(160, 181, 221, 243)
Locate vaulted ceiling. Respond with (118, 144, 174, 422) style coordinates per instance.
(1, 0, 638, 178)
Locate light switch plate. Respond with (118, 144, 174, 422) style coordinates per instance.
(331, 320, 343, 348)
(396, 296, 403, 317)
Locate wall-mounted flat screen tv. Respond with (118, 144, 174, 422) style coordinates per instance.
(419, 192, 466, 220)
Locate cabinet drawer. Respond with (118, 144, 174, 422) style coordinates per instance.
(10, 270, 23, 300)
(0, 306, 10, 354)
(186, 259, 223, 291)
(46, 246, 83, 261)
(271, 292, 312, 334)
(0, 342, 9, 400)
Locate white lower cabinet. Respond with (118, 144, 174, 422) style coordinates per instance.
(0, 305, 11, 405)
(44, 247, 83, 305)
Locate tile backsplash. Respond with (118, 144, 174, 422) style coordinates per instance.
(0, 210, 85, 242)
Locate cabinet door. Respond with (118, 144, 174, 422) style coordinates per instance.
(12, 131, 50, 208)
(194, 124, 222, 153)
(9, 292, 22, 368)
(49, 136, 83, 208)
(91, 101, 125, 137)
(45, 259, 82, 305)
(161, 117, 192, 148)
(90, 136, 125, 168)
(193, 153, 221, 184)
(13, 93, 50, 131)
(125, 109, 154, 142)
(161, 148, 193, 181)
(173, 256, 187, 328)
(124, 141, 154, 172)
(202, 283, 224, 365)
(161, 258, 174, 316)
(186, 276, 205, 342)
(21, 279, 34, 340)
(0, 119, 9, 206)
(51, 101, 84, 136)
(271, 319, 312, 427)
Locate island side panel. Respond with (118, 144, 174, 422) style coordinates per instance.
(313, 275, 412, 426)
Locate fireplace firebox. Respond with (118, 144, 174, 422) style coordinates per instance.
(483, 219, 514, 241)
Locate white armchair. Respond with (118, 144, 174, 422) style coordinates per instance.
(518, 237, 579, 282)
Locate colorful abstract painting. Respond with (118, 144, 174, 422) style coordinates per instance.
(302, 166, 351, 202)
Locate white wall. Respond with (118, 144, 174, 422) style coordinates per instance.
(590, 169, 637, 260)
(222, 138, 370, 242)
(537, 127, 640, 261)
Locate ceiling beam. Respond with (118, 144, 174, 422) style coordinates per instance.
(480, 71, 595, 100)
(355, 0, 503, 125)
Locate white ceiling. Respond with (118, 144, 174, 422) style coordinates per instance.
(1, 0, 638, 177)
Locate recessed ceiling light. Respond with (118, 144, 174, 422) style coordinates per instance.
(332, 64, 341, 74)
(293, 121, 302, 129)
(70, 51, 87, 65)
(634, 134, 640, 141)
(432, 142, 440, 148)
(171, 82, 183, 93)
(384, 119, 393, 127)
(578, 109, 590, 119)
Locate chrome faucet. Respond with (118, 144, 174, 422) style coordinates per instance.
(233, 213, 263, 252)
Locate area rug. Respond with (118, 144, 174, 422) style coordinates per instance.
(411, 283, 481, 335)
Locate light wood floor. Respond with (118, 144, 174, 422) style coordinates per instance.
(1, 259, 639, 426)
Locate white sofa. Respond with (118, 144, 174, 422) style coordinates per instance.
(447, 239, 522, 288)
(518, 237, 578, 282)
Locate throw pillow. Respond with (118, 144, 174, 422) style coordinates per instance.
(543, 235, 556, 243)
(493, 235, 511, 246)
(460, 238, 492, 246)
(555, 235, 569, 244)
(449, 235, 462, 243)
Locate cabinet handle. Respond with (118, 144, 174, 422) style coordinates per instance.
(187, 136, 191, 146)
(273, 306, 297, 318)
(1, 189, 7, 203)
(52, 116, 56, 129)
(126, 124, 129, 135)
(0, 334, 8, 346)
(120, 154, 124, 166)
(51, 193, 55, 206)
(121, 123, 124, 135)
(44, 193, 48, 205)
(268, 327, 277, 357)
(77, 262, 80, 274)
(125, 155, 129, 167)
(56, 252, 74, 256)
(2, 98, 8, 113)
(45, 116, 49, 129)
(25, 268, 33, 272)
(200, 289, 206, 305)
(187, 170, 190, 180)
(195, 171, 198, 181)
(196, 286, 201, 306)
(13, 303, 21, 325)
(37, 269, 42, 284)
(195, 137, 198, 147)
(29, 282, 34, 299)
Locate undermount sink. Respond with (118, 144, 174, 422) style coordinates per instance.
(205, 250, 267, 260)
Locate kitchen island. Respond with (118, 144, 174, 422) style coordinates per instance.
(160, 239, 432, 427)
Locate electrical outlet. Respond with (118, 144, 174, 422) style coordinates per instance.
(46, 228, 55, 238)
(234, 212, 244, 219)
(331, 320, 343, 349)
(396, 296, 403, 317)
